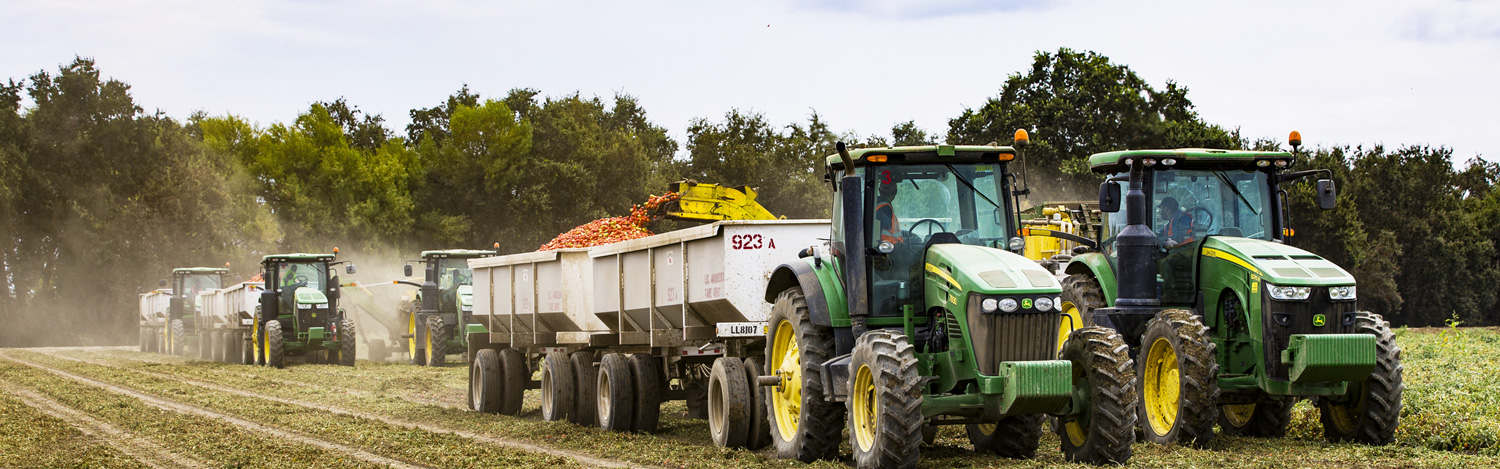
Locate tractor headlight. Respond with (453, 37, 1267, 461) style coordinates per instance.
(297, 302, 313, 309)
(1328, 285, 1357, 301)
(981, 298, 999, 313)
(1267, 284, 1312, 301)
(462, 305, 474, 312)
(998, 298, 1019, 312)
(1035, 297, 1054, 312)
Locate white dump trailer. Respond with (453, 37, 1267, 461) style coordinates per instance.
(138, 289, 172, 353)
(195, 282, 265, 364)
(466, 220, 827, 431)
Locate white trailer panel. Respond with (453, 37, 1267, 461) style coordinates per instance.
(197, 282, 263, 331)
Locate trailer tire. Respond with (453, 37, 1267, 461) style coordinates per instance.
(1318, 311, 1402, 445)
(709, 357, 751, 448)
(241, 332, 254, 365)
(569, 351, 598, 426)
(424, 316, 447, 367)
(1220, 397, 1293, 437)
(1138, 309, 1218, 448)
(1057, 326, 1137, 464)
(598, 354, 636, 433)
(265, 320, 285, 369)
(471, 349, 503, 413)
(170, 319, 186, 356)
(540, 351, 574, 422)
(628, 353, 661, 433)
(766, 287, 843, 463)
(847, 330, 922, 469)
(499, 349, 527, 416)
(743, 357, 771, 450)
(968, 415, 1044, 459)
(338, 320, 357, 367)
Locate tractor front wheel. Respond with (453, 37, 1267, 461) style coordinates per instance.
(407, 313, 424, 366)
(170, 319, 186, 356)
(265, 320, 285, 368)
(1318, 311, 1402, 445)
(425, 316, 447, 367)
(338, 320, 356, 367)
(765, 287, 843, 463)
(1059, 274, 1105, 353)
(847, 330, 922, 469)
(1138, 309, 1218, 447)
(967, 415, 1043, 459)
(1057, 326, 1137, 465)
(1219, 397, 1293, 437)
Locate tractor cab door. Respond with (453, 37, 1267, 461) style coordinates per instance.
(1147, 168, 1276, 305)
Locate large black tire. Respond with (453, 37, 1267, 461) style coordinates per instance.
(253, 312, 266, 366)
(1219, 397, 1293, 437)
(1138, 309, 1218, 447)
(539, 351, 574, 422)
(1318, 310, 1402, 445)
(597, 354, 636, 433)
(471, 349, 503, 413)
(241, 332, 254, 365)
(265, 320, 285, 369)
(425, 315, 448, 367)
(742, 357, 771, 450)
(708, 357, 751, 448)
(967, 415, 1043, 459)
(569, 351, 598, 426)
(1057, 326, 1137, 465)
(627, 353, 661, 432)
(765, 288, 844, 463)
(1059, 274, 1105, 353)
(170, 319, 187, 356)
(408, 313, 424, 366)
(847, 330, 922, 469)
(338, 320, 356, 367)
(499, 349, 528, 416)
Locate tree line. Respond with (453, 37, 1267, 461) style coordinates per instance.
(1, 49, 1494, 346)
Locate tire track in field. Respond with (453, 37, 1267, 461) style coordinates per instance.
(0, 352, 424, 469)
(0, 382, 206, 469)
(28, 348, 639, 469)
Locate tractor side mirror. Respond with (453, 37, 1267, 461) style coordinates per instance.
(1316, 179, 1336, 210)
(158, 279, 167, 287)
(1099, 181, 1121, 213)
(345, 264, 357, 275)
(403, 264, 413, 277)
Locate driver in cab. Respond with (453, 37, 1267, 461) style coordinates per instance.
(875, 176, 903, 246)
(1158, 197, 1194, 248)
(279, 263, 308, 312)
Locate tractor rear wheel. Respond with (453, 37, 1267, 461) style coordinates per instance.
(708, 357, 750, 447)
(1318, 311, 1402, 445)
(170, 319, 187, 356)
(847, 330, 922, 469)
(743, 357, 771, 449)
(765, 287, 843, 463)
(569, 351, 598, 426)
(1057, 326, 1137, 464)
(338, 320, 357, 367)
(1219, 397, 1293, 437)
(539, 351, 574, 422)
(425, 316, 447, 367)
(265, 320, 285, 368)
(598, 353, 637, 433)
(968, 415, 1043, 459)
(407, 313, 423, 366)
(471, 349, 503, 413)
(1059, 274, 1105, 354)
(499, 349, 527, 416)
(1138, 309, 1218, 447)
(628, 353, 661, 432)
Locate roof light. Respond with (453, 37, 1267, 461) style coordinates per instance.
(866, 154, 888, 163)
(1162, 158, 1177, 166)
(1274, 159, 1290, 168)
(1013, 129, 1029, 146)
(333, 247, 340, 254)
(1288, 130, 1302, 147)
(1143, 158, 1157, 166)
(1257, 160, 1271, 167)
(996, 152, 1015, 161)
(493, 242, 500, 249)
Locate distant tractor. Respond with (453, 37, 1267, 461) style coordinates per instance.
(395, 249, 497, 366)
(1061, 133, 1402, 447)
(251, 252, 359, 368)
(139, 267, 228, 356)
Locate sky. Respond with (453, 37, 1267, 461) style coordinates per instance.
(4, 0, 1498, 161)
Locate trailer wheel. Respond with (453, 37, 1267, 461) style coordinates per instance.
(569, 351, 598, 426)
(425, 316, 447, 367)
(1318, 311, 1402, 445)
(241, 332, 254, 365)
(265, 320, 285, 369)
(766, 287, 843, 463)
(499, 349, 527, 416)
(627, 353, 661, 433)
(598, 353, 636, 432)
(1059, 274, 1104, 353)
(1138, 309, 1218, 447)
(848, 330, 922, 469)
(471, 349, 503, 413)
(742, 357, 771, 450)
(968, 415, 1043, 459)
(708, 357, 751, 448)
(1058, 326, 1137, 464)
(170, 319, 186, 356)
(1220, 397, 1292, 437)
(540, 351, 574, 422)
(407, 313, 424, 366)
(338, 320, 357, 367)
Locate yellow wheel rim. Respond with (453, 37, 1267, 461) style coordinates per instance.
(770, 319, 802, 441)
(425, 322, 436, 363)
(1327, 384, 1367, 434)
(1143, 337, 1181, 436)
(1064, 420, 1086, 446)
(1222, 403, 1256, 428)
(1058, 301, 1082, 355)
(408, 314, 417, 358)
(975, 423, 995, 435)
(852, 363, 876, 451)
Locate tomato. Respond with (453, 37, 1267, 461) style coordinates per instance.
(538, 192, 680, 251)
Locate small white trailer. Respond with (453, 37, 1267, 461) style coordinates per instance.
(138, 290, 172, 353)
(195, 282, 266, 364)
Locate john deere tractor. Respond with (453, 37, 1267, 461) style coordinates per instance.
(761, 139, 1136, 467)
(1059, 133, 1401, 447)
(251, 252, 359, 368)
(396, 249, 496, 366)
(158, 267, 228, 356)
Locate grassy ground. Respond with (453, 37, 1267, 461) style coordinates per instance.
(3, 327, 1498, 467)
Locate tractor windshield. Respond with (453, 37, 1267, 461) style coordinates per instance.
(437, 258, 473, 289)
(179, 274, 221, 298)
(1102, 168, 1274, 250)
(868, 163, 1010, 249)
(277, 262, 327, 291)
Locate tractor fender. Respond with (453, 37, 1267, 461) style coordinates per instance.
(765, 259, 841, 328)
(1064, 252, 1120, 306)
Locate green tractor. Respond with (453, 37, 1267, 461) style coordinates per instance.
(1059, 133, 1402, 447)
(159, 267, 229, 356)
(761, 139, 1136, 467)
(251, 252, 359, 368)
(395, 249, 497, 366)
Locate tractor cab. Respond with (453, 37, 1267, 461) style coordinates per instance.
(405, 249, 497, 317)
(257, 253, 355, 340)
(399, 249, 498, 366)
(168, 267, 228, 322)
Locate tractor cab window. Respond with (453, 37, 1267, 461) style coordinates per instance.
(179, 274, 221, 298)
(1150, 169, 1273, 244)
(436, 258, 473, 289)
(277, 262, 326, 291)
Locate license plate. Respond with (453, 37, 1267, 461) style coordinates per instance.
(716, 322, 767, 337)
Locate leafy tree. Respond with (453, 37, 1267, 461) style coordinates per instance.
(683, 109, 831, 219)
(407, 84, 480, 145)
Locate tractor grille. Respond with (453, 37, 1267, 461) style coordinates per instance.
(966, 296, 1059, 376)
(296, 307, 330, 330)
(1261, 286, 1358, 380)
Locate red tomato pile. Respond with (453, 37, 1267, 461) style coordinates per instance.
(538, 192, 680, 251)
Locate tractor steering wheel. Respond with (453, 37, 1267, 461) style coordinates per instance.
(295, 275, 308, 284)
(1187, 207, 1214, 233)
(908, 218, 947, 239)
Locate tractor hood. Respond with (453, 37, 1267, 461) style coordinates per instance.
(1201, 237, 1355, 286)
(924, 244, 1061, 295)
(294, 286, 329, 305)
(457, 285, 474, 307)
